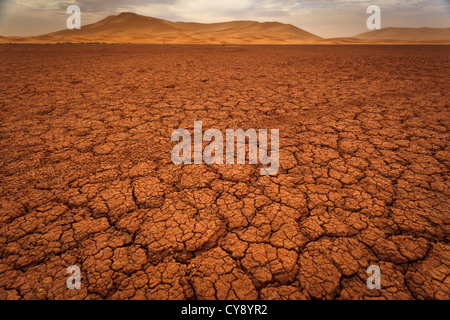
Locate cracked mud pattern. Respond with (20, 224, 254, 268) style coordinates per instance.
(0, 44, 449, 300)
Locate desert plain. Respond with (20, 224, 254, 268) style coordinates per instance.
(0, 44, 449, 300)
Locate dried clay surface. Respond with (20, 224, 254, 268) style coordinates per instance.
(0, 44, 449, 300)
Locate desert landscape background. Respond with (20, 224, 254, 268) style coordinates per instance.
(0, 12, 449, 44)
(0, 7, 449, 301)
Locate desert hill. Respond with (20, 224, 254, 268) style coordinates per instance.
(0, 12, 322, 44)
(355, 27, 450, 42)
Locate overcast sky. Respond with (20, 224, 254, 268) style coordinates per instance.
(0, 0, 449, 38)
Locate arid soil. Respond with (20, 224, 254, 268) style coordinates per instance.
(0, 44, 449, 300)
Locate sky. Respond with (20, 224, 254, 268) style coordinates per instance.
(0, 0, 449, 38)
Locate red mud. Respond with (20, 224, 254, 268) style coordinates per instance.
(0, 44, 449, 300)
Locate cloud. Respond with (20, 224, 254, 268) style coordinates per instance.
(4, 0, 449, 16)
(13, 0, 169, 12)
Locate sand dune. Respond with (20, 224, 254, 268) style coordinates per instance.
(0, 13, 449, 44)
(0, 12, 322, 44)
(355, 27, 450, 42)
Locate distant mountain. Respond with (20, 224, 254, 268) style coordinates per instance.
(355, 27, 450, 42)
(1, 14, 449, 44)
(0, 12, 322, 44)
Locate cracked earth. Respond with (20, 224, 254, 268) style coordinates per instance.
(0, 44, 449, 300)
